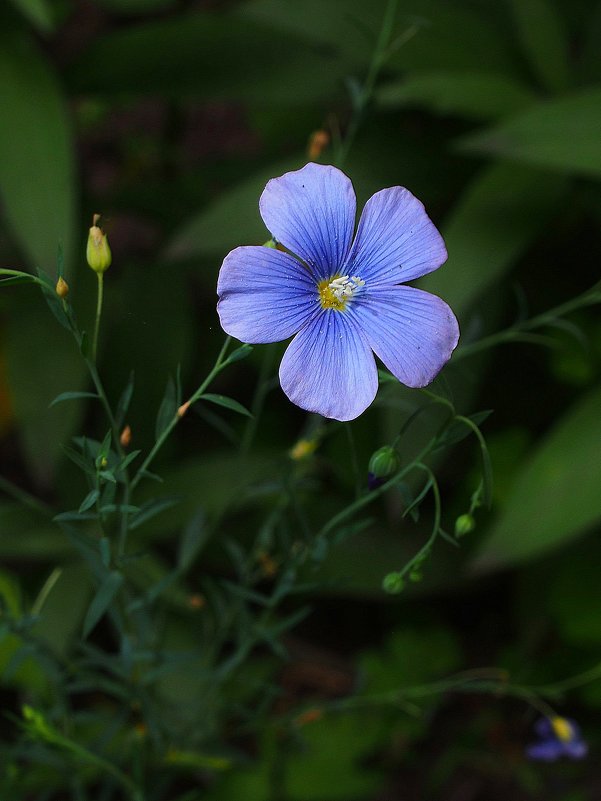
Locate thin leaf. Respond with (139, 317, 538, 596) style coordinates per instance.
(198, 393, 253, 418)
(78, 489, 99, 514)
(178, 510, 209, 571)
(83, 572, 124, 638)
(155, 376, 179, 440)
(50, 391, 99, 408)
(128, 497, 180, 530)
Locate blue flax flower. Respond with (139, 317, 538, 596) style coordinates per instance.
(526, 716, 588, 761)
(217, 163, 459, 421)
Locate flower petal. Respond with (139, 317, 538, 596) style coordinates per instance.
(279, 310, 377, 421)
(354, 286, 459, 387)
(217, 246, 318, 343)
(345, 186, 447, 285)
(259, 163, 356, 280)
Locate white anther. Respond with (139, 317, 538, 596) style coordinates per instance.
(327, 275, 365, 300)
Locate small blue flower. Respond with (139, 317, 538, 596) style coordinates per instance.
(526, 716, 588, 761)
(217, 163, 459, 421)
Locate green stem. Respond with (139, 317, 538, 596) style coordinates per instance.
(335, 0, 399, 168)
(454, 282, 601, 363)
(316, 436, 438, 541)
(130, 337, 232, 492)
(92, 272, 104, 364)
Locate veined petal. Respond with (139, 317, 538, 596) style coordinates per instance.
(354, 286, 459, 387)
(279, 311, 377, 421)
(345, 186, 447, 285)
(259, 163, 356, 281)
(217, 246, 318, 343)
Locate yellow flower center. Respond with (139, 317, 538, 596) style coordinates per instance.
(318, 275, 365, 311)
(550, 717, 573, 742)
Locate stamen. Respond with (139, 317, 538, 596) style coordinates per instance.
(318, 275, 365, 310)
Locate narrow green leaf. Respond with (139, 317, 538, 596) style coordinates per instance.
(223, 343, 254, 366)
(78, 489, 99, 514)
(199, 393, 253, 418)
(472, 383, 601, 571)
(115, 372, 135, 430)
(128, 497, 179, 530)
(83, 572, 124, 637)
(49, 391, 99, 408)
(458, 88, 601, 178)
(116, 450, 142, 474)
(155, 376, 179, 440)
(177, 510, 209, 571)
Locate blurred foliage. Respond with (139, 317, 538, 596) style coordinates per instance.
(1, 0, 601, 799)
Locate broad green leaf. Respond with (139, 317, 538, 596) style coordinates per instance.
(458, 88, 601, 178)
(7, 0, 54, 33)
(165, 157, 300, 261)
(242, 0, 520, 76)
(83, 571, 124, 637)
(420, 162, 567, 316)
(199, 394, 252, 418)
(377, 71, 536, 121)
(4, 293, 88, 481)
(66, 12, 353, 104)
(472, 382, 601, 571)
(0, 29, 75, 272)
(509, 0, 570, 92)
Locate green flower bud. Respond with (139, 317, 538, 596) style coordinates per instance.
(454, 513, 476, 538)
(368, 446, 400, 490)
(382, 571, 404, 594)
(87, 215, 112, 274)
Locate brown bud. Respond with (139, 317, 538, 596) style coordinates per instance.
(119, 425, 132, 448)
(307, 129, 330, 160)
(55, 276, 69, 299)
(177, 400, 191, 418)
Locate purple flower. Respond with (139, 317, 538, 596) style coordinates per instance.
(526, 717, 588, 762)
(217, 163, 459, 421)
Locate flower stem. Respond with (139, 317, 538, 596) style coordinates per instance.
(92, 272, 104, 364)
(130, 336, 232, 491)
(335, 0, 400, 168)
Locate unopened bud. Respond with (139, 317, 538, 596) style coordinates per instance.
(307, 129, 330, 160)
(177, 400, 191, 418)
(368, 446, 400, 490)
(86, 214, 112, 274)
(382, 571, 404, 594)
(294, 708, 323, 727)
(55, 276, 69, 298)
(188, 593, 206, 610)
(290, 438, 318, 460)
(454, 513, 476, 538)
(119, 425, 132, 448)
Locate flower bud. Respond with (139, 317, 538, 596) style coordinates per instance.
(454, 513, 475, 538)
(368, 445, 400, 490)
(382, 571, 404, 594)
(55, 276, 69, 298)
(307, 129, 330, 160)
(290, 438, 318, 460)
(86, 214, 112, 274)
(119, 425, 132, 448)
